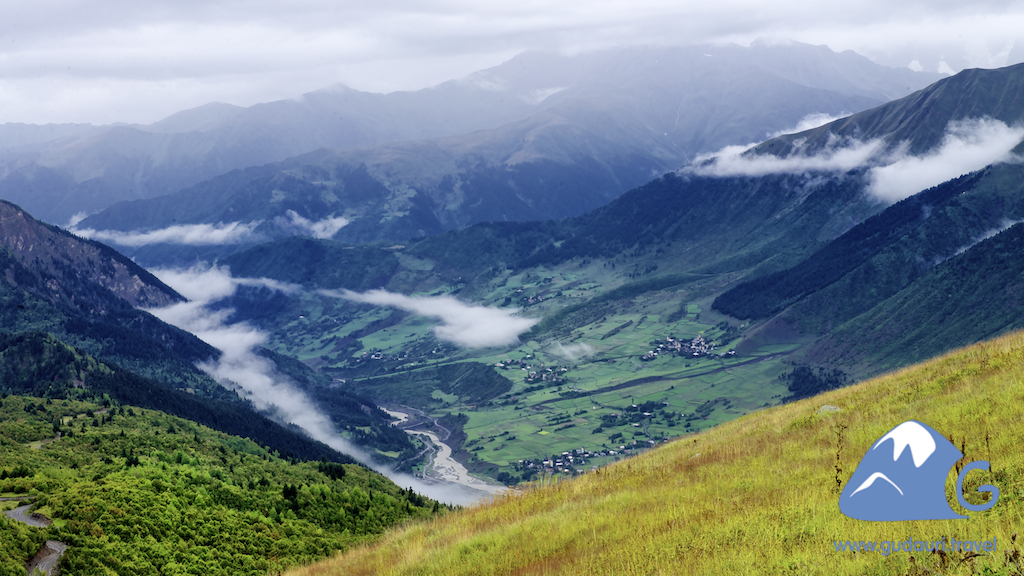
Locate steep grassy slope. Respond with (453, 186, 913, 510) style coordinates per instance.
(286, 330, 1024, 576)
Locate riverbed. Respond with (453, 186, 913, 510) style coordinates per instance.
(381, 408, 507, 497)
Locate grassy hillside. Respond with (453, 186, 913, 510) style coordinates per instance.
(285, 330, 1024, 575)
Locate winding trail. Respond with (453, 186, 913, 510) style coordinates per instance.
(26, 541, 67, 576)
(4, 504, 51, 528)
(4, 502, 67, 576)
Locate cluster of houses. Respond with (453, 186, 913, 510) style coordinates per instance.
(495, 356, 570, 383)
(517, 448, 595, 475)
(640, 335, 736, 361)
(353, 345, 452, 364)
(358, 349, 413, 362)
(516, 439, 660, 475)
(522, 367, 569, 384)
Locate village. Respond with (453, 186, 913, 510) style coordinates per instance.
(494, 356, 571, 385)
(640, 334, 736, 361)
(513, 436, 663, 480)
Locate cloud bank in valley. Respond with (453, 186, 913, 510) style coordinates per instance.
(147, 266, 363, 467)
(72, 221, 261, 246)
(70, 213, 351, 246)
(686, 117, 1024, 203)
(147, 264, 492, 505)
(324, 289, 538, 348)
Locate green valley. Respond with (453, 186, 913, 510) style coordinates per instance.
(208, 64, 1024, 491)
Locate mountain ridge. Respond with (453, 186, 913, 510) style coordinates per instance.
(4, 42, 938, 228)
(753, 61, 1024, 157)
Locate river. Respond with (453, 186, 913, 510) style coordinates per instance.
(381, 408, 507, 498)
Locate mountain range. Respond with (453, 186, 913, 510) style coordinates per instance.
(0, 199, 415, 464)
(17, 41, 940, 266)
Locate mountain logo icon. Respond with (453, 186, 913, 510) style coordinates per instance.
(839, 420, 999, 521)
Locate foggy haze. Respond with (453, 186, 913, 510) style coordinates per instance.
(147, 264, 495, 505)
(3, 2, 1024, 124)
(69, 213, 349, 246)
(71, 221, 261, 246)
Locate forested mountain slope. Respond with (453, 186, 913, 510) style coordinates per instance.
(0, 390, 446, 576)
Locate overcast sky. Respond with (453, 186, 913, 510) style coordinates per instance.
(3, 0, 1024, 125)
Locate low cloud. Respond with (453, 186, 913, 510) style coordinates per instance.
(71, 211, 350, 246)
(148, 264, 370, 466)
(685, 134, 886, 178)
(324, 289, 538, 347)
(685, 117, 1024, 204)
(148, 264, 490, 505)
(550, 342, 594, 361)
(278, 210, 349, 239)
(867, 118, 1024, 203)
(151, 264, 302, 301)
(65, 212, 89, 228)
(953, 218, 1023, 257)
(72, 221, 261, 246)
(765, 112, 846, 139)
